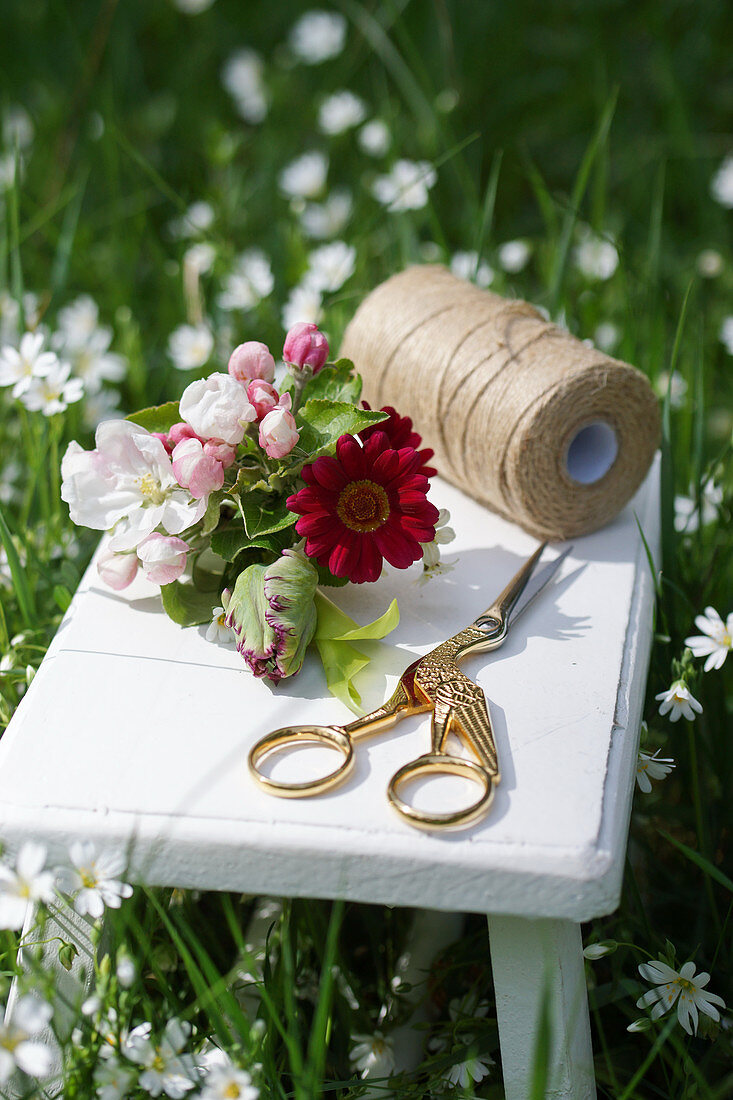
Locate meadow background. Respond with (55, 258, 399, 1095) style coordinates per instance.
(0, 1, 731, 1097)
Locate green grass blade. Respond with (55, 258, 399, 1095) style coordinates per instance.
(0, 506, 35, 628)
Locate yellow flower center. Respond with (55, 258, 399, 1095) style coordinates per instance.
(152, 1052, 166, 1071)
(223, 1085, 242, 1098)
(138, 474, 166, 506)
(217, 614, 227, 626)
(337, 480, 389, 533)
(79, 866, 98, 889)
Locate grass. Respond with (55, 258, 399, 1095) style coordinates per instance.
(0, 0, 731, 1096)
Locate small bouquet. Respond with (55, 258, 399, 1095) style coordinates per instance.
(61, 322, 453, 705)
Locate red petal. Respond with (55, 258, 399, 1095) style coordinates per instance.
(336, 435, 366, 480)
(311, 456, 348, 491)
(328, 530, 359, 577)
(374, 523, 421, 569)
(355, 537, 383, 582)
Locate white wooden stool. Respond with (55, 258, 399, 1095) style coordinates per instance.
(0, 459, 660, 1099)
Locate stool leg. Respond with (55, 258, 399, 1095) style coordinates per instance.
(4, 901, 99, 1098)
(487, 915, 596, 1100)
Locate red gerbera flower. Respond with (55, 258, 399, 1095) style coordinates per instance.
(287, 431, 439, 583)
(360, 403, 437, 478)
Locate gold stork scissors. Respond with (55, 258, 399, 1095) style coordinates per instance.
(248, 542, 572, 830)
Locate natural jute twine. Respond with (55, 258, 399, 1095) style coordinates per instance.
(340, 265, 660, 540)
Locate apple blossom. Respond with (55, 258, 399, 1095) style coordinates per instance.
(172, 437, 225, 499)
(61, 420, 207, 552)
(203, 439, 236, 467)
(228, 340, 275, 384)
(97, 548, 139, 590)
(283, 321, 329, 373)
(179, 372, 256, 445)
(137, 533, 189, 585)
(259, 406, 299, 459)
(247, 378, 291, 420)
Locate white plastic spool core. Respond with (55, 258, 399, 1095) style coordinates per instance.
(565, 421, 618, 485)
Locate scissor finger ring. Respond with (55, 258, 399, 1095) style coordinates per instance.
(387, 753, 495, 830)
(248, 725, 354, 797)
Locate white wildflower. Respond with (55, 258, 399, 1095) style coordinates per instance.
(83, 388, 122, 429)
(0, 995, 55, 1084)
(594, 321, 619, 352)
(574, 229, 619, 280)
(636, 749, 675, 793)
(281, 282, 322, 331)
(0, 842, 55, 930)
(222, 49, 267, 124)
(685, 606, 732, 671)
(372, 159, 436, 211)
(56, 294, 100, 348)
(168, 324, 214, 371)
(289, 10, 347, 64)
(59, 840, 133, 918)
(418, 508, 456, 583)
(199, 1048, 258, 1099)
(636, 958, 726, 1035)
(3, 105, 34, 150)
(306, 240, 356, 292)
(21, 359, 84, 416)
(498, 239, 531, 273)
(206, 605, 235, 645)
(719, 316, 733, 355)
(0, 331, 57, 398)
(94, 1057, 137, 1100)
(169, 201, 215, 240)
(0, 291, 20, 347)
(124, 1019, 198, 1098)
(655, 369, 687, 408)
(349, 1031, 395, 1079)
(655, 680, 702, 723)
(583, 941, 616, 959)
(358, 118, 390, 157)
(183, 242, 216, 275)
(59, 326, 127, 393)
(279, 151, 328, 200)
(450, 250, 493, 287)
(444, 1052, 494, 1089)
(674, 479, 722, 533)
(217, 249, 274, 312)
(299, 189, 352, 239)
(318, 90, 366, 135)
(710, 155, 733, 208)
(116, 956, 136, 988)
(697, 249, 723, 278)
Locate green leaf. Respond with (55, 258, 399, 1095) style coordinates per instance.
(126, 401, 181, 434)
(296, 400, 388, 462)
(314, 562, 349, 587)
(658, 830, 733, 893)
(301, 359, 362, 404)
(202, 489, 226, 537)
(160, 580, 216, 627)
(312, 591, 400, 712)
(53, 585, 72, 612)
(210, 521, 289, 562)
(239, 491, 298, 539)
(58, 941, 79, 972)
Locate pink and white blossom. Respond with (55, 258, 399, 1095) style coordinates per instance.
(247, 379, 290, 420)
(228, 341, 275, 384)
(172, 437, 225, 499)
(179, 373, 256, 445)
(259, 406, 299, 459)
(97, 548, 140, 591)
(137, 533, 189, 586)
(61, 420, 207, 552)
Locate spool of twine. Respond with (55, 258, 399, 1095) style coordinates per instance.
(339, 265, 660, 540)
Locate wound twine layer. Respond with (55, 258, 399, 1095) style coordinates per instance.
(339, 264, 660, 540)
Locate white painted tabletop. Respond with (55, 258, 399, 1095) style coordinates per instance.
(0, 459, 659, 920)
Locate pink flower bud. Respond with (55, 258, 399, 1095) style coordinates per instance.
(283, 322, 329, 374)
(97, 548, 139, 590)
(137, 533, 189, 586)
(203, 439, 237, 468)
(152, 431, 174, 455)
(172, 437, 225, 499)
(247, 379, 290, 421)
(228, 341, 276, 385)
(259, 407, 299, 459)
(168, 421, 201, 447)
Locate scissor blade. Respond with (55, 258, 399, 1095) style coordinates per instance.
(507, 544, 574, 627)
